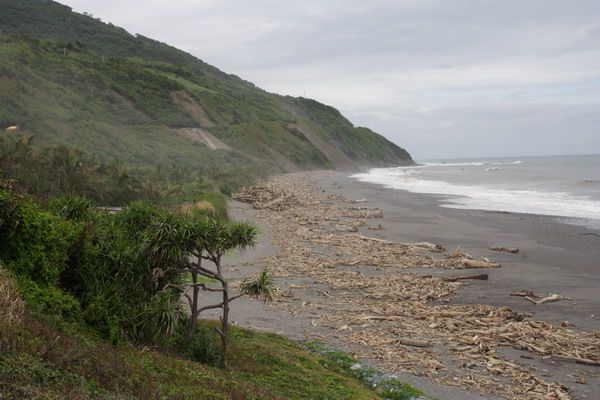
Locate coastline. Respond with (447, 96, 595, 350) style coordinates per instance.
(220, 171, 600, 400)
(330, 172, 600, 331)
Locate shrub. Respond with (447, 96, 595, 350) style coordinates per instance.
(164, 319, 219, 365)
(134, 292, 184, 342)
(17, 278, 82, 321)
(48, 195, 96, 221)
(0, 194, 82, 287)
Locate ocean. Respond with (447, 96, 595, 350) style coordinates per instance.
(352, 154, 600, 229)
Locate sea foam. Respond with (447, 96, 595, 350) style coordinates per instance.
(353, 158, 600, 228)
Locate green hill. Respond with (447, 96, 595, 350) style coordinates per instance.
(0, 0, 413, 173)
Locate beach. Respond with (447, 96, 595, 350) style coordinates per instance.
(218, 171, 600, 400)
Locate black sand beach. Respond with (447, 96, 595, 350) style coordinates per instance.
(324, 173, 600, 331)
(217, 171, 600, 400)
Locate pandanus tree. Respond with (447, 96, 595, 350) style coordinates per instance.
(145, 213, 271, 369)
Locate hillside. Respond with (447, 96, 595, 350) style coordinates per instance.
(0, 0, 413, 173)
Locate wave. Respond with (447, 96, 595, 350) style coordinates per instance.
(352, 169, 600, 222)
(417, 160, 525, 168)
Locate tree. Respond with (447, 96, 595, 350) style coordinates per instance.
(145, 214, 271, 369)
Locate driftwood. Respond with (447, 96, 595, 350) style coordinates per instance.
(489, 246, 519, 254)
(397, 338, 431, 348)
(445, 247, 473, 259)
(442, 273, 488, 282)
(368, 224, 386, 230)
(359, 315, 403, 321)
(579, 232, 600, 238)
(233, 186, 298, 211)
(464, 260, 501, 268)
(347, 206, 383, 218)
(345, 234, 394, 244)
(235, 173, 600, 399)
(511, 290, 536, 297)
(554, 356, 600, 366)
(526, 293, 571, 305)
(345, 198, 368, 203)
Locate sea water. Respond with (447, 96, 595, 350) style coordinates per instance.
(352, 154, 600, 229)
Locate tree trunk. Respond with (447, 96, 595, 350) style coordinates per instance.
(219, 278, 229, 370)
(189, 270, 199, 339)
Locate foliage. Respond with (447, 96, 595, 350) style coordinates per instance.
(162, 318, 220, 365)
(134, 292, 185, 342)
(0, 133, 269, 206)
(0, 186, 83, 287)
(0, 183, 269, 371)
(240, 269, 273, 302)
(142, 212, 268, 369)
(303, 342, 426, 400)
(0, 313, 383, 399)
(48, 195, 95, 221)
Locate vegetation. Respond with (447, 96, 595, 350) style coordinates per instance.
(304, 342, 426, 400)
(0, 1, 421, 398)
(0, 312, 383, 399)
(0, 182, 420, 399)
(143, 212, 271, 369)
(0, 133, 276, 205)
(0, 0, 413, 174)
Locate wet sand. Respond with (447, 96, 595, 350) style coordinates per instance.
(216, 171, 600, 400)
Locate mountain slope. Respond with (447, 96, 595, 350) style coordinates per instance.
(0, 0, 413, 171)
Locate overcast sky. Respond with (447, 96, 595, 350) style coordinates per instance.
(63, 0, 599, 160)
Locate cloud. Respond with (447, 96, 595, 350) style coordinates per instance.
(348, 101, 600, 159)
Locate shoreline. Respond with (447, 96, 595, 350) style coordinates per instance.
(326, 172, 600, 331)
(220, 171, 600, 400)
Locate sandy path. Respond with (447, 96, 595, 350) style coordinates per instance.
(213, 171, 600, 400)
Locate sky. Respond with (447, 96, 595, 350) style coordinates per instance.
(63, 0, 600, 160)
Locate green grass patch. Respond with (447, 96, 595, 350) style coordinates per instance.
(0, 313, 394, 399)
(304, 341, 427, 400)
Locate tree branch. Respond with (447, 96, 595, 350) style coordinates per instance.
(194, 265, 219, 279)
(199, 283, 225, 292)
(228, 293, 245, 303)
(196, 302, 225, 314)
(182, 292, 192, 306)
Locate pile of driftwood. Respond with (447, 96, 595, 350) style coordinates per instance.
(233, 186, 299, 211)
(233, 172, 599, 400)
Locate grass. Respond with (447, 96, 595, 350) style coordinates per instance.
(304, 342, 426, 400)
(0, 311, 393, 399)
(227, 328, 380, 400)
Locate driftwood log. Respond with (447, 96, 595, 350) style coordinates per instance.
(526, 293, 571, 305)
(489, 246, 519, 254)
(397, 338, 431, 348)
(511, 290, 536, 297)
(442, 273, 489, 282)
(464, 260, 501, 268)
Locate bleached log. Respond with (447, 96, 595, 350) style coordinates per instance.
(345, 234, 395, 244)
(442, 273, 488, 282)
(489, 246, 519, 254)
(511, 290, 536, 297)
(525, 293, 571, 305)
(464, 260, 501, 268)
(397, 338, 431, 348)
